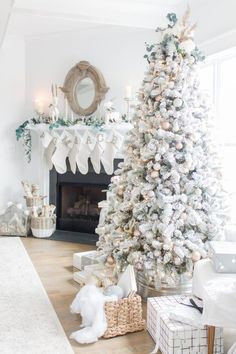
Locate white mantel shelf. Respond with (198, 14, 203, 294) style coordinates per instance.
(28, 122, 133, 132)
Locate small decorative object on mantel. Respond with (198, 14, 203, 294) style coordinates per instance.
(103, 100, 121, 124)
(49, 84, 60, 123)
(124, 85, 136, 122)
(31, 204, 56, 238)
(147, 295, 223, 354)
(209, 241, 236, 273)
(0, 202, 30, 236)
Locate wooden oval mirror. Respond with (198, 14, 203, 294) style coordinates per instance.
(62, 61, 109, 116)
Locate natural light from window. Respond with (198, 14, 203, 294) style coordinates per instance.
(199, 48, 236, 224)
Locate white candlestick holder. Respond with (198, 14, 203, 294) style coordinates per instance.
(124, 97, 134, 122)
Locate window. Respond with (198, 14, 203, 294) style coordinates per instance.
(199, 48, 236, 224)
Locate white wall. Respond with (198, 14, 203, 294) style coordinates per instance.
(0, 35, 27, 209)
(25, 26, 156, 117)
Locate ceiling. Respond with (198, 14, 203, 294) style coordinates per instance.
(5, 0, 188, 38)
(3, 0, 231, 49)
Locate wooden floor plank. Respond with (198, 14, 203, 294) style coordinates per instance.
(22, 237, 156, 354)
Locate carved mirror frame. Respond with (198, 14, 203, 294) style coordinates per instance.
(62, 61, 109, 116)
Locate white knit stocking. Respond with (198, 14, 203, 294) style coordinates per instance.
(51, 131, 74, 174)
(90, 132, 106, 174)
(101, 130, 124, 174)
(76, 130, 96, 174)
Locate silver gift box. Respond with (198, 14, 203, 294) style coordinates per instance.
(209, 241, 236, 273)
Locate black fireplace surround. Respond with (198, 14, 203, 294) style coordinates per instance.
(50, 160, 121, 244)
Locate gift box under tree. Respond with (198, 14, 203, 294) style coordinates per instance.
(209, 241, 236, 273)
(147, 295, 223, 354)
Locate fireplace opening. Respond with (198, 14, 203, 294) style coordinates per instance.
(58, 183, 106, 234)
(49, 159, 122, 244)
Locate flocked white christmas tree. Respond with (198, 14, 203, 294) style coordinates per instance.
(96, 10, 227, 287)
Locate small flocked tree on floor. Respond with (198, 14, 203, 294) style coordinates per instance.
(96, 10, 227, 287)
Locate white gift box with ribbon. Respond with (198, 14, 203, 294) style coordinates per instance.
(147, 295, 223, 354)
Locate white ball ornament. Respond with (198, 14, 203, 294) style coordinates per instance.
(163, 244, 170, 251)
(150, 171, 159, 179)
(106, 255, 115, 265)
(160, 107, 167, 114)
(150, 89, 159, 97)
(16, 203, 23, 210)
(145, 231, 154, 240)
(7, 201, 14, 207)
(148, 190, 155, 198)
(159, 101, 166, 108)
(192, 251, 201, 262)
(155, 95, 161, 102)
(173, 98, 183, 108)
(176, 142, 183, 150)
(161, 121, 170, 130)
(174, 257, 182, 266)
(154, 250, 161, 257)
(104, 285, 124, 299)
(133, 229, 141, 237)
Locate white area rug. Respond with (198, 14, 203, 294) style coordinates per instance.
(0, 237, 74, 354)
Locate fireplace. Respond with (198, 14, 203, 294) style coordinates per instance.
(49, 160, 121, 244)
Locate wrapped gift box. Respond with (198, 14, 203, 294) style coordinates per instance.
(73, 264, 114, 287)
(73, 250, 99, 270)
(209, 241, 236, 273)
(73, 270, 87, 286)
(147, 295, 223, 354)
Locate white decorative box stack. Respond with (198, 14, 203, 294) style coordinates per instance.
(147, 296, 223, 354)
(73, 250, 99, 285)
(73, 250, 99, 270)
(73, 250, 115, 287)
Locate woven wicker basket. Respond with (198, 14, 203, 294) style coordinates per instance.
(103, 292, 145, 338)
(24, 196, 45, 207)
(31, 216, 56, 238)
